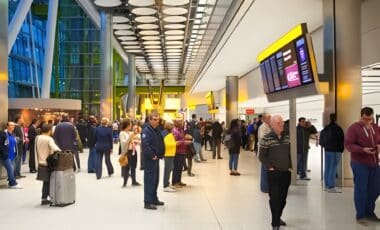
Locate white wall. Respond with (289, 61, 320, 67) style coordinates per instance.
(362, 0, 380, 66)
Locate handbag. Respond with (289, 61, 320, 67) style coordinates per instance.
(118, 153, 128, 167)
(187, 142, 197, 157)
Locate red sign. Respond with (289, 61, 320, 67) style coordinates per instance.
(246, 108, 255, 115)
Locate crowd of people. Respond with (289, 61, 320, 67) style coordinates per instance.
(1, 107, 380, 229)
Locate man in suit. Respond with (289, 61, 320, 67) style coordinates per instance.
(13, 116, 26, 178)
(142, 111, 165, 210)
(28, 119, 38, 173)
(93, 117, 114, 179)
(54, 114, 79, 171)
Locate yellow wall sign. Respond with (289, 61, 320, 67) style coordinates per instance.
(257, 23, 307, 62)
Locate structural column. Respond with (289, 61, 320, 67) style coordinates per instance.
(8, 0, 33, 54)
(127, 54, 136, 118)
(225, 76, 238, 125)
(0, 0, 8, 123)
(323, 0, 362, 186)
(100, 11, 113, 120)
(41, 0, 59, 98)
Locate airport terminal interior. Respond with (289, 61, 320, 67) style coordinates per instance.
(1, 0, 380, 229)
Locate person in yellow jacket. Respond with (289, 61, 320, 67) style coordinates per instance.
(162, 122, 177, 192)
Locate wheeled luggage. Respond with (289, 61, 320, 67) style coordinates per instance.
(49, 169, 76, 207)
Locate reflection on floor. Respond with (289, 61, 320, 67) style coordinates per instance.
(0, 144, 379, 230)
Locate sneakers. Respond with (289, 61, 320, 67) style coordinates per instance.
(9, 184, 23, 189)
(327, 188, 342, 193)
(356, 218, 369, 226)
(163, 186, 176, 192)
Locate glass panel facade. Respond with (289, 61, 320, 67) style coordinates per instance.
(55, 0, 101, 117)
(8, 0, 46, 98)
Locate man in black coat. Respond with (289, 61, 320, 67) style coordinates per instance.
(13, 116, 25, 178)
(28, 119, 38, 173)
(142, 111, 165, 210)
(319, 113, 344, 192)
(211, 120, 223, 159)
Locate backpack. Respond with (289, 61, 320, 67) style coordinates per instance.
(224, 134, 234, 149)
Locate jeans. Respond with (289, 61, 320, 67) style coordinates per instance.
(324, 151, 341, 188)
(1, 158, 17, 186)
(172, 154, 186, 184)
(229, 154, 239, 170)
(88, 148, 97, 173)
(351, 161, 378, 219)
(260, 164, 268, 193)
(193, 141, 204, 161)
(212, 138, 222, 158)
(15, 144, 23, 176)
(163, 157, 174, 188)
(96, 151, 114, 179)
(268, 170, 291, 227)
(297, 152, 307, 178)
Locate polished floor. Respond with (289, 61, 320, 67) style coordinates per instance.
(0, 144, 379, 230)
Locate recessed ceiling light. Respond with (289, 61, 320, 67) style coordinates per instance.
(163, 16, 187, 23)
(121, 41, 139, 45)
(163, 0, 189, 6)
(166, 35, 185, 40)
(144, 45, 162, 49)
(128, 0, 154, 7)
(139, 30, 160, 36)
(143, 41, 161, 45)
(114, 30, 134, 36)
(113, 24, 132, 30)
(141, 36, 161, 41)
(113, 16, 129, 23)
(118, 36, 137, 41)
(194, 19, 201, 24)
(135, 16, 158, 23)
(166, 41, 183, 45)
(164, 30, 184, 35)
(131, 7, 157, 15)
(163, 7, 188, 15)
(137, 24, 159, 30)
(124, 45, 141, 49)
(94, 0, 122, 7)
(164, 24, 186, 29)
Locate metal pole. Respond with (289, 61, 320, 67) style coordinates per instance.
(29, 11, 41, 98)
(41, 0, 59, 98)
(289, 98, 297, 185)
(8, 0, 33, 54)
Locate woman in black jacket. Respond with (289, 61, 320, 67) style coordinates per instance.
(227, 119, 242, 176)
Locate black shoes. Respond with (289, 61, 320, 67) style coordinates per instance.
(144, 204, 157, 210)
(366, 213, 380, 222)
(30, 170, 37, 173)
(144, 201, 164, 209)
(41, 199, 50, 205)
(217, 157, 223, 159)
(154, 200, 165, 206)
(132, 181, 141, 186)
(280, 219, 287, 226)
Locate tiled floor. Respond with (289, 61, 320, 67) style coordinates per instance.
(0, 144, 379, 230)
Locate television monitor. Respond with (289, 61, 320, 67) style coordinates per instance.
(257, 23, 319, 101)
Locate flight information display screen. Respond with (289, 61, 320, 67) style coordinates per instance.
(260, 36, 315, 94)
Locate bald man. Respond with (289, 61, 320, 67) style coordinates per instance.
(259, 115, 292, 230)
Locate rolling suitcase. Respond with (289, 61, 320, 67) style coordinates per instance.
(49, 169, 76, 207)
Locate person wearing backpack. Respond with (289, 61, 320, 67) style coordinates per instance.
(320, 113, 344, 193)
(226, 119, 242, 176)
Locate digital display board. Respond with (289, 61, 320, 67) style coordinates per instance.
(259, 35, 316, 94)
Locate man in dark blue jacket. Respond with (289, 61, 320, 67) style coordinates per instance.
(319, 113, 344, 192)
(142, 111, 165, 210)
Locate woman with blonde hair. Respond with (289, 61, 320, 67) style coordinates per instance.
(94, 118, 114, 179)
(162, 122, 177, 192)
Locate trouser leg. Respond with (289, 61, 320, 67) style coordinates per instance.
(42, 181, 50, 199)
(351, 161, 369, 219)
(105, 151, 114, 175)
(29, 142, 36, 171)
(15, 145, 23, 176)
(187, 154, 193, 175)
(267, 170, 282, 227)
(260, 163, 268, 192)
(130, 153, 137, 182)
(96, 152, 104, 179)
